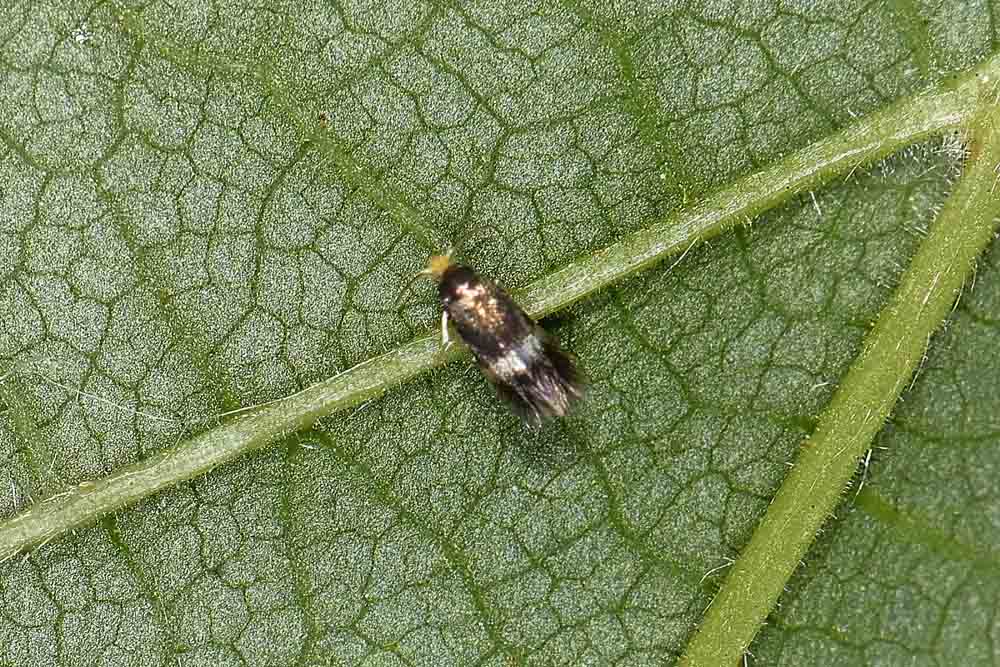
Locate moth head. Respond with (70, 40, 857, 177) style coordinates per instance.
(421, 252, 454, 281)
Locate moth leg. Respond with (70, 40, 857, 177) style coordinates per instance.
(440, 310, 451, 349)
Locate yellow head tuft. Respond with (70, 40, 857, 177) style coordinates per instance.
(423, 253, 454, 280)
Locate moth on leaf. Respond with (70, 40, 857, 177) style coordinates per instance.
(422, 254, 583, 425)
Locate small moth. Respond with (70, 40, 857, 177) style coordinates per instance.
(422, 254, 583, 424)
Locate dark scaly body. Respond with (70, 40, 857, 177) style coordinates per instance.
(435, 262, 583, 424)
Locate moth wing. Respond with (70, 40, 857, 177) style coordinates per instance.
(478, 326, 584, 426)
(478, 361, 545, 426)
(537, 327, 585, 400)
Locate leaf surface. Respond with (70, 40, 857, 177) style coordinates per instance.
(0, 2, 997, 666)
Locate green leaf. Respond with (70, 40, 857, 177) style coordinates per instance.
(0, 2, 997, 666)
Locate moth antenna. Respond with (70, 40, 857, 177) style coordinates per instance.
(395, 269, 431, 307)
(395, 249, 454, 306)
